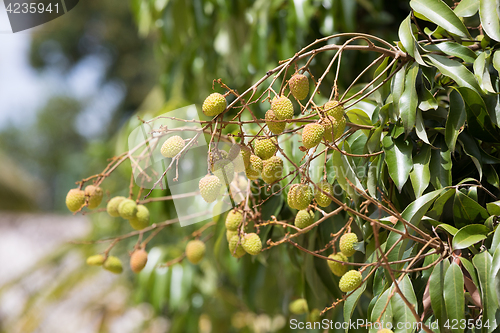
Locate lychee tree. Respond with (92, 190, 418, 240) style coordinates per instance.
(67, 1, 500, 332)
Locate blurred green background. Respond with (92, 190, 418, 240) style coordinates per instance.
(0, 1, 411, 332)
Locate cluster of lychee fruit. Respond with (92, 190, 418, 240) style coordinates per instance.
(327, 232, 363, 293)
(225, 209, 262, 257)
(65, 185, 103, 213)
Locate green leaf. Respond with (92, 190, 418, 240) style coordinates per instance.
(410, 0, 471, 38)
(424, 54, 481, 93)
(383, 136, 413, 192)
(401, 189, 444, 226)
(490, 224, 500, 255)
(453, 189, 490, 227)
(343, 283, 366, 326)
(391, 64, 407, 117)
(391, 275, 418, 333)
(452, 224, 490, 249)
(474, 51, 496, 93)
(423, 42, 477, 63)
(445, 89, 466, 152)
(418, 85, 438, 111)
(429, 135, 452, 189)
(460, 257, 480, 288)
(429, 260, 450, 332)
(398, 15, 426, 66)
(437, 223, 459, 236)
(415, 110, 430, 144)
(454, 0, 480, 17)
(400, 63, 419, 135)
(331, 147, 364, 200)
(444, 262, 465, 333)
(473, 250, 500, 333)
(487, 201, 500, 216)
(369, 287, 393, 333)
(479, 0, 500, 42)
(410, 144, 431, 197)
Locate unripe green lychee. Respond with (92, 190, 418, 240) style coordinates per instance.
(84, 185, 103, 209)
(254, 137, 277, 160)
(107, 196, 126, 217)
(225, 209, 243, 231)
(339, 233, 358, 257)
(245, 155, 263, 180)
(229, 235, 246, 258)
(327, 253, 349, 277)
(265, 109, 286, 134)
(377, 329, 394, 333)
(202, 93, 227, 117)
(238, 145, 252, 168)
(288, 184, 313, 210)
(289, 298, 309, 314)
(242, 233, 262, 255)
(289, 73, 309, 100)
(314, 180, 333, 207)
(336, 116, 346, 140)
(130, 249, 148, 273)
(86, 254, 105, 266)
(295, 209, 315, 229)
(309, 309, 321, 322)
(323, 100, 344, 120)
(186, 240, 206, 264)
(302, 123, 325, 149)
(129, 204, 150, 230)
(271, 95, 294, 120)
(118, 199, 138, 220)
(103, 256, 123, 274)
(161, 135, 185, 158)
(339, 270, 362, 292)
(199, 175, 222, 203)
(261, 156, 283, 184)
(213, 159, 235, 184)
(226, 229, 238, 242)
(320, 115, 339, 142)
(66, 188, 85, 212)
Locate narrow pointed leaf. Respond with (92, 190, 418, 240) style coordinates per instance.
(479, 0, 500, 42)
(400, 63, 419, 134)
(452, 224, 490, 249)
(424, 54, 481, 93)
(410, 144, 431, 197)
(445, 89, 466, 152)
(444, 262, 465, 333)
(383, 136, 413, 192)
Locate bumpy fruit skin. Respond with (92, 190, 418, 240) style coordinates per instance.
(323, 100, 344, 119)
(85, 185, 103, 209)
(254, 137, 277, 160)
(336, 117, 346, 140)
(327, 253, 349, 277)
(339, 270, 362, 293)
(86, 254, 105, 266)
(314, 180, 333, 207)
(288, 184, 313, 210)
(213, 159, 235, 184)
(377, 330, 394, 333)
(242, 233, 262, 255)
(239, 145, 252, 168)
(261, 156, 283, 184)
(265, 109, 286, 134)
(118, 199, 138, 220)
(225, 209, 243, 231)
(199, 175, 222, 203)
(302, 123, 325, 149)
(289, 298, 309, 314)
(339, 233, 358, 257)
(107, 196, 126, 217)
(103, 256, 123, 274)
(295, 210, 315, 229)
(271, 95, 294, 120)
(245, 155, 263, 180)
(129, 204, 150, 230)
(289, 74, 309, 100)
(226, 229, 238, 242)
(186, 240, 206, 264)
(309, 308, 321, 322)
(229, 235, 246, 258)
(66, 188, 85, 212)
(130, 249, 148, 273)
(320, 116, 339, 142)
(202, 93, 227, 116)
(161, 135, 185, 158)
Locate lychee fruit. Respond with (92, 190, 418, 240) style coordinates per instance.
(245, 155, 263, 180)
(261, 156, 283, 184)
(213, 159, 235, 184)
(225, 209, 243, 231)
(86, 254, 105, 266)
(238, 145, 252, 168)
(130, 249, 148, 273)
(265, 109, 286, 134)
(228, 145, 246, 173)
(118, 199, 138, 220)
(320, 115, 339, 142)
(327, 253, 349, 277)
(339, 233, 358, 257)
(186, 240, 206, 264)
(226, 229, 238, 242)
(294, 209, 315, 229)
(242, 233, 262, 255)
(107, 196, 126, 217)
(202, 93, 226, 117)
(302, 123, 325, 149)
(288, 184, 312, 210)
(84, 185, 103, 209)
(323, 100, 344, 119)
(129, 204, 150, 230)
(199, 175, 222, 203)
(289, 298, 309, 314)
(289, 73, 309, 100)
(336, 116, 346, 140)
(161, 135, 185, 158)
(103, 256, 123, 274)
(271, 95, 294, 120)
(66, 188, 85, 212)
(254, 137, 277, 160)
(338, 270, 362, 293)
(229, 235, 246, 258)
(314, 181, 333, 207)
